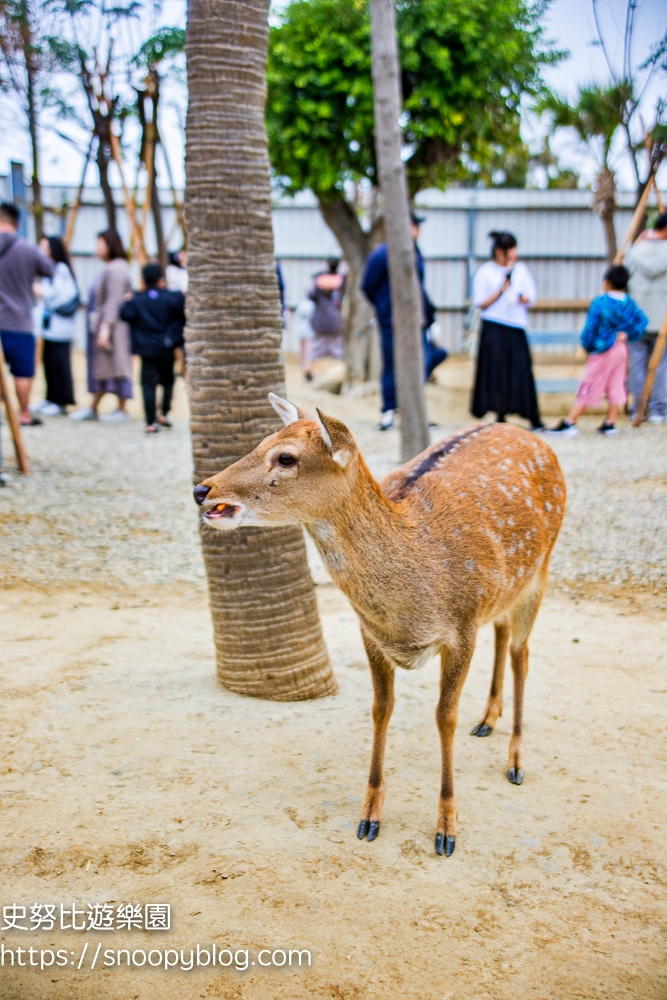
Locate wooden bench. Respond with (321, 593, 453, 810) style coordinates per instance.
(527, 331, 580, 393)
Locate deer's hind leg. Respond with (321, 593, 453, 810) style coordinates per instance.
(470, 616, 510, 737)
(507, 570, 548, 785)
(357, 631, 395, 843)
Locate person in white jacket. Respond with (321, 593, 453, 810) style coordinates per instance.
(471, 231, 543, 429)
(624, 212, 667, 423)
(32, 236, 79, 416)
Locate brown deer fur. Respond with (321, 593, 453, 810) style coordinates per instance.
(194, 394, 565, 857)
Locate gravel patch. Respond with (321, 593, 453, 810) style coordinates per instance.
(2, 405, 666, 592)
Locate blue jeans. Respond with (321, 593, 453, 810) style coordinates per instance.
(379, 322, 447, 412)
(628, 335, 667, 418)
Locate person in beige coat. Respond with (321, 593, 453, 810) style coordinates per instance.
(624, 212, 667, 424)
(70, 228, 133, 423)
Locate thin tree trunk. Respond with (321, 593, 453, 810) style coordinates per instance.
(96, 130, 117, 231)
(185, 0, 335, 701)
(369, 0, 428, 461)
(318, 195, 374, 382)
(21, 14, 43, 240)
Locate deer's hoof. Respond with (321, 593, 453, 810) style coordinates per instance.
(508, 767, 524, 785)
(357, 819, 380, 841)
(435, 833, 455, 857)
(470, 722, 493, 737)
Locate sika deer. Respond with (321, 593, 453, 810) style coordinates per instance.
(193, 395, 565, 856)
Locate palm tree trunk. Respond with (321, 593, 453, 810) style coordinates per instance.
(369, 0, 429, 461)
(594, 166, 617, 262)
(185, 0, 336, 701)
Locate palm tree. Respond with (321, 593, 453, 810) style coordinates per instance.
(537, 84, 627, 260)
(184, 0, 336, 700)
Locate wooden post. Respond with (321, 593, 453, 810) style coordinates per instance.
(64, 134, 95, 250)
(108, 128, 147, 265)
(632, 309, 667, 427)
(0, 340, 29, 474)
(614, 171, 657, 265)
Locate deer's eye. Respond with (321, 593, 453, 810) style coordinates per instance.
(278, 453, 297, 466)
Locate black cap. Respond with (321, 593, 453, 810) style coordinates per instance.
(410, 212, 426, 226)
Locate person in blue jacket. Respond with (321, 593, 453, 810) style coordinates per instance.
(361, 213, 447, 429)
(548, 264, 647, 437)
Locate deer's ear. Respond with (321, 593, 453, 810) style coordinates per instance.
(315, 408, 356, 469)
(268, 392, 301, 426)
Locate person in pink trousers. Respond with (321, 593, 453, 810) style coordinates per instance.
(549, 265, 648, 437)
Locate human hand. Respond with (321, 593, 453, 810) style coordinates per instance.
(33, 282, 43, 298)
(617, 331, 628, 342)
(517, 294, 530, 304)
(97, 322, 111, 350)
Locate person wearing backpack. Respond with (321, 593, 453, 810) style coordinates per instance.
(119, 263, 185, 433)
(0, 201, 54, 425)
(32, 236, 80, 415)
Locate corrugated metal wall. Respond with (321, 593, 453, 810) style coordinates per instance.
(3, 176, 656, 355)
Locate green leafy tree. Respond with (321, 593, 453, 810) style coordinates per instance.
(267, 0, 555, 370)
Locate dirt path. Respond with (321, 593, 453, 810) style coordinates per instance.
(1, 358, 667, 998)
(1, 580, 666, 1000)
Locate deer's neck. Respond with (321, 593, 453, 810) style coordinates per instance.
(307, 457, 408, 610)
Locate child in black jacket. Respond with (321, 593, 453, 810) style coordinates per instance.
(120, 263, 185, 433)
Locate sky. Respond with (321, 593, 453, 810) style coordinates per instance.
(0, 0, 665, 193)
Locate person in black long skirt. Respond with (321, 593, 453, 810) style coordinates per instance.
(471, 231, 543, 429)
(32, 236, 78, 416)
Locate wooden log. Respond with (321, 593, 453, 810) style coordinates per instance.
(614, 172, 657, 265)
(0, 340, 29, 474)
(632, 310, 667, 426)
(64, 134, 95, 250)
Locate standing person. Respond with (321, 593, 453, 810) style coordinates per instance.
(119, 263, 185, 433)
(362, 214, 446, 430)
(32, 236, 79, 416)
(70, 229, 133, 422)
(624, 212, 667, 424)
(471, 231, 542, 429)
(549, 265, 647, 437)
(0, 201, 54, 425)
(166, 249, 189, 294)
(308, 258, 346, 363)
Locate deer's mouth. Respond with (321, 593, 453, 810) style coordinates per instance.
(203, 502, 241, 521)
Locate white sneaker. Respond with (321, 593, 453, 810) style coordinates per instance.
(379, 409, 395, 430)
(648, 414, 666, 425)
(40, 402, 64, 417)
(69, 406, 97, 421)
(100, 409, 130, 423)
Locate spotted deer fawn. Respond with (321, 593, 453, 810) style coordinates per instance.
(193, 394, 565, 857)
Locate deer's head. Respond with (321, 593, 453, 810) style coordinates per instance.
(193, 393, 359, 531)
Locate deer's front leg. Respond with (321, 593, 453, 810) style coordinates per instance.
(435, 634, 475, 857)
(357, 632, 395, 843)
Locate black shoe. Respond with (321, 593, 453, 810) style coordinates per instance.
(597, 421, 619, 437)
(547, 420, 578, 437)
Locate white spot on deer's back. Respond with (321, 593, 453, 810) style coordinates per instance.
(466, 558, 475, 571)
(525, 496, 533, 508)
(545, 501, 552, 512)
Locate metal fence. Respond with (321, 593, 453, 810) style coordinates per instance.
(2, 171, 659, 355)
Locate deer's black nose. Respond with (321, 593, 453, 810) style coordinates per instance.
(193, 484, 211, 506)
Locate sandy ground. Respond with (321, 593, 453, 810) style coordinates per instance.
(1, 356, 667, 999)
